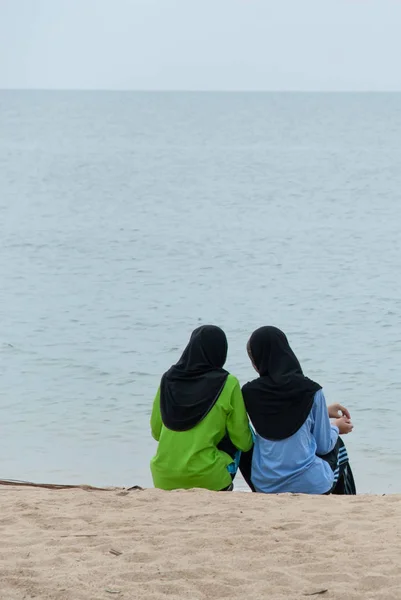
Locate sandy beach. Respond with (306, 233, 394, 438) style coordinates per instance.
(1, 485, 400, 600)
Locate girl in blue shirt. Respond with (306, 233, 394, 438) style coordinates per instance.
(242, 326, 356, 495)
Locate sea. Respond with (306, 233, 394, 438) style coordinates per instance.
(1, 91, 401, 494)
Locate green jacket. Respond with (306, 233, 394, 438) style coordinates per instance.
(150, 374, 253, 491)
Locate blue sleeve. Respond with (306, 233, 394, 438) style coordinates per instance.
(311, 390, 339, 455)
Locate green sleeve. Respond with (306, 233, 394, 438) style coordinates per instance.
(226, 380, 253, 452)
(150, 388, 162, 441)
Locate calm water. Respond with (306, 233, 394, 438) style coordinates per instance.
(1, 91, 401, 493)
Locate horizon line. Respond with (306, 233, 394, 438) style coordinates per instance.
(1, 88, 401, 94)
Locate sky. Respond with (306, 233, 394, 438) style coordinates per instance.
(1, 0, 401, 91)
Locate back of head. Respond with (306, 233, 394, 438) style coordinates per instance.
(179, 325, 228, 373)
(160, 325, 229, 431)
(244, 326, 321, 440)
(248, 326, 302, 381)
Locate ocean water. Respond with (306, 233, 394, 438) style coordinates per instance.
(1, 91, 401, 494)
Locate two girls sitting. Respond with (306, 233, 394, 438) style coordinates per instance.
(150, 325, 355, 495)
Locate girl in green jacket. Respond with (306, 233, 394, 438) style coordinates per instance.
(150, 325, 253, 491)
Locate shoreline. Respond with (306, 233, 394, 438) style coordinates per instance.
(1, 486, 400, 599)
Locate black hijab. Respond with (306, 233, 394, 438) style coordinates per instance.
(242, 326, 321, 440)
(160, 325, 229, 431)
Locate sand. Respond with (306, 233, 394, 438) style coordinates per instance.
(1, 486, 400, 600)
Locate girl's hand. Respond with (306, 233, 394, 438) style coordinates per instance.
(333, 416, 353, 435)
(328, 403, 351, 420)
